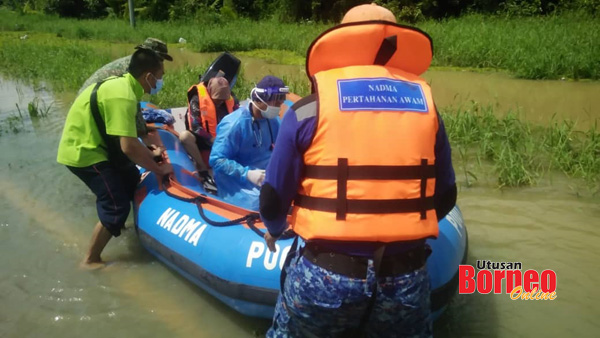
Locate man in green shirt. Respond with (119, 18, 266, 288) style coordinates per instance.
(57, 48, 173, 269)
(78, 37, 173, 137)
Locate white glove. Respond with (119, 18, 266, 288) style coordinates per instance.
(247, 169, 266, 186)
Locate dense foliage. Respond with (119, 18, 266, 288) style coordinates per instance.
(2, 0, 598, 21)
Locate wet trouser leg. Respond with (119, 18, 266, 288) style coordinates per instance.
(267, 252, 432, 338)
(366, 267, 432, 337)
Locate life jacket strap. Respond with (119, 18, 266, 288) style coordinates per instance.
(295, 195, 434, 215)
(298, 158, 435, 220)
(304, 163, 436, 180)
(374, 35, 397, 66)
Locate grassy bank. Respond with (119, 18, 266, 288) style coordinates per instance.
(0, 19, 598, 190)
(0, 31, 311, 98)
(0, 32, 113, 91)
(420, 13, 600, 80)
(1, 8, 598, 80)
(442, 103, 599, 191)
(0, 8, 326, 60)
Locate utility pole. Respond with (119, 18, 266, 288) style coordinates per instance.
(128, 0, 136, 28)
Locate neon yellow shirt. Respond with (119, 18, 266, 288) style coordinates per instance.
(57, 73, 144, 167)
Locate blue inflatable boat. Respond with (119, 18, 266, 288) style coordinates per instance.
(133, 122, 468, 320)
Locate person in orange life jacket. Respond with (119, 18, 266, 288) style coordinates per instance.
(57, 48, 174, 269)
(209, 75, 287, 211)
(180, 76, 236, 187)
(259, 4, 457, 337)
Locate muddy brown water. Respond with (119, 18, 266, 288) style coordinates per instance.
(108, 45, 600, 129)
(1, 51, 599, 337)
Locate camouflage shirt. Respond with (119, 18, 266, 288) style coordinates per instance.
(79, 56, 132, 94)
(79, 55, 147, 136)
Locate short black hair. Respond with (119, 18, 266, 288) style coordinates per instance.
(128, 49, 163, 78)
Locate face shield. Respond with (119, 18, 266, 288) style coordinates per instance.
(252, 86, 289, 106)
(251, 86, 290, 119)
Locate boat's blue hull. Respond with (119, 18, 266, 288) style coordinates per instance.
(134, 128, 468, 319)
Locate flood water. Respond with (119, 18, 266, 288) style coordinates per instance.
(112, 45, 600, 129)
(424, 70, 599, 130)
(1, 56, 599, 338)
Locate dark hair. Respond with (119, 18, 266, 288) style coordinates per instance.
(128, 49, 163, 78)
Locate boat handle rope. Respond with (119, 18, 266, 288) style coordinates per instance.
(160, 178, 295, 240)
(194, 196, 296, 240)
(194, 199, 296, 240)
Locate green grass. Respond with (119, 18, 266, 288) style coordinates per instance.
(0, 8, 327, 57)
(420, 12, 600, 80)
(0, 29, 312, 107)
(0, 32, 113, 91)
(0, 96, 53, 135)
(237, 49, 305, 66)
(442, 103, 600, 189)
(16, 96, 53, 119)
(0, 10, 598, 189)
(1, 8, 598, 80)
(151, 63, 311, 109)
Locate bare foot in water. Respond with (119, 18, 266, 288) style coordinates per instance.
(79, 260, 107, 270)
(81, 222, 113, 271)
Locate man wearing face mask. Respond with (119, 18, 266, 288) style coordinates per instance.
(209, 75, 287, 211)
(78, 38, 173, 140)
(57, 48, 173, 269)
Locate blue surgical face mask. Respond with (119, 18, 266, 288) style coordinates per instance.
(147, 74, 163, 95)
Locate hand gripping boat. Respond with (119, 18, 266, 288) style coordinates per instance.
(134, 120, 468, 320)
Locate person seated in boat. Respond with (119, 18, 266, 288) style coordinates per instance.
(209, 75, 288, 210)
(180, 76, 237, 190)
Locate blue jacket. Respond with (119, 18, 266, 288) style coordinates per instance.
(209, 103, 280, 210)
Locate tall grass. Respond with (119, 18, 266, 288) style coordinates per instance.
(153, 63, 311, 109)
(16, 97, 53, 119)
(1, 8, 598, 79)
(0, 10, 597, 188)
(0, 30, 311, 105)
(420, 12, 600, 80)
(0, 8, 327, 56)
(0, 32, 113, 91)
(1, 97, 53, 135)
(442, 103, 600, 188)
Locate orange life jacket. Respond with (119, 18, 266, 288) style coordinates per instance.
(291, 22, 439, 242)
(187, 83, 235, 138)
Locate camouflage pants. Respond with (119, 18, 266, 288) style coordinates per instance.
(267, 249, 432, 338)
